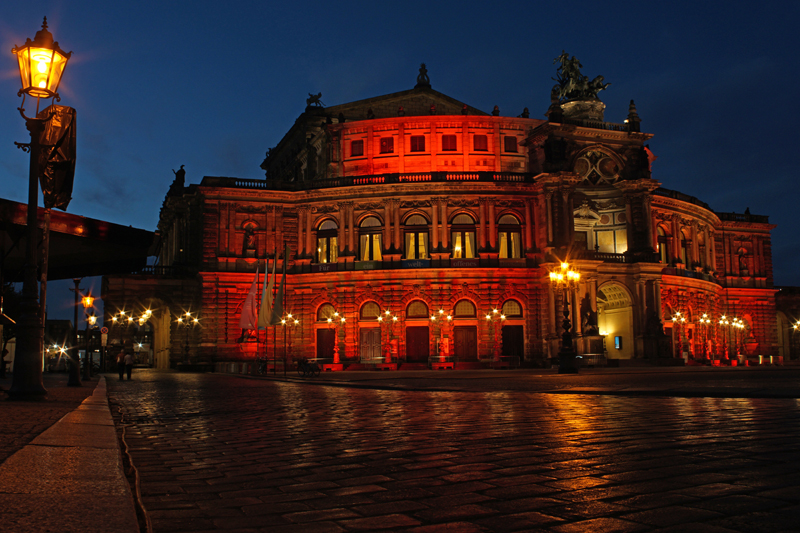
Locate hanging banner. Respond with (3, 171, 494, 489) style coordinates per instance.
(37, 105, 77, 210)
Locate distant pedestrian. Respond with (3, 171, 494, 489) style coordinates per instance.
(0, 348, 8, 378)
(124, 351, 134, 380)
(117, 350, 125, 381)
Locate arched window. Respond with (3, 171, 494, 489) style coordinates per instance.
(680, 230, 690, 266)
(359, 216, 383, 261)
(454, 300, 476, 317)
(317, 303, 336, 321)
(360, 302, 381, 320)
(657, 226, 669, 265)
(316, 220, 338, 264)
(407, 301, 429, 318)
(697, 231, 706, 268)
(451, 214, 476, 259)
(502, 300, 523, 317)
(404, 214, 429, 260)
(498, 214, 522, 259)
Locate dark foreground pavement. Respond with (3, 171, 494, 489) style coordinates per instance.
(97, 368, 800, 532)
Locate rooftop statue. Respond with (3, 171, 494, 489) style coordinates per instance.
(415, 63, 431, 89)
(552, 51, 610, 102)
(306, 92, 324, 107)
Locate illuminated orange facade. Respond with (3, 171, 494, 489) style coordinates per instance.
(103, 67, 780, 369)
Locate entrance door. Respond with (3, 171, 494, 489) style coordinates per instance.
(454, 326, 477, 361)
(359, 328, 381, 361)
(316, 329, 335, 359)
(406, 326, 430, 362)
(502, 325, 524, 358)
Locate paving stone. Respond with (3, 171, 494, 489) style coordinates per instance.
(91, 371, 800, 532)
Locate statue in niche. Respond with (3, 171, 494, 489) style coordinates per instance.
(580, 293, 598, 335)
(306, 92, 324, 107)
(242, 225, 257, 256)
(552, 51, 610, 102)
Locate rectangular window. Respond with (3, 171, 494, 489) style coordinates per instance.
(442, 135, 457, 151)
(504, 136, 518, 153)
(405, 232, 428, 259)
(360, 234, 383, 261)
(499, 232, 522, 258)
(410, 135, 425, 152)
(452, 232, 476, 258)
(380, 137, 394, 154)
(473, 135, 488, 151)
(351, 140, 364, 157)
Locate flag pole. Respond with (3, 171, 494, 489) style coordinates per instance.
(283, 240, 288, 378)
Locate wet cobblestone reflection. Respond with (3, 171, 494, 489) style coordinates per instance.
(108, 371, 800, 532)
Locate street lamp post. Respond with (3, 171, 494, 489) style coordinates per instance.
(549, 261, 580, 374)
(281, 314, 299, 377)
(176, 312, 199, 363)
(8, 18, 71, 399)
(485, 308, 506, 362)
(80, 293, 95, 380)
(377, 310, 398, 363)
(698, 313, 712, 360)
(326, 311, 345, 364)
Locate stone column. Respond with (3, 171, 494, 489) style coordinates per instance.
(478, 198, 487, 250)
(383, 200, 392, 253)
(524, 199, 533, 252)
(431, 198, 439, 250)
(338, 203, 346, 255)
(347, 203, 355, 256)
(624, 195, 634, 252)
(440, 199, 449, 249)
(393, 199, 401, 251)
(691, 221, 699, 267)
(644, 194, 655, 251)
(488, 199, 497, 250)
(306, 208, 314, 258)
(297, 206, 305, 256)
(672, 215, 681, 263)
(545, 192, 554, 246)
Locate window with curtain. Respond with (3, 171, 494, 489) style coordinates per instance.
(380, 137, 394, 154)
(503, 136, 518, 153)
(404, 214, 429, 259)
(316, 219, 338, 264)
(351, 140, 364, 157)
(473, 135, 488, 151)
(451, 214, 476, 258)
(658, 226, 669, 264)
(498, 214, 522, 258)
(359, 216, 383, 261)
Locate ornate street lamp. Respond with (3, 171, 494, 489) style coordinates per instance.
(377, 310, 398, 363)
(674, 311, 687, 359)
(281, 314, 300, 377)
(698, 313, 712, 360)
(485, 308, 506, 362)
(8, 18, 71, 399)
(326, 311, 345, 364)
(176, 311, 199, 363)
(549, 261, 580, 374)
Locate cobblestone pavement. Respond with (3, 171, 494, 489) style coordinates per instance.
(108, 371, 800, 532)
(0, 373, 97, 464)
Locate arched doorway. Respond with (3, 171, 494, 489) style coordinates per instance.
(597, 283, 634, 359)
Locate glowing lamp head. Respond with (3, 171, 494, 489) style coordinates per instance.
(12, 18, 72, 100)
(81, 294, 94, 308)
(88, 315, 97, 326)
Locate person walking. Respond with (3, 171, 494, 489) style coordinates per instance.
(117, 350, 125, 381)
(124, 351, 134, 380)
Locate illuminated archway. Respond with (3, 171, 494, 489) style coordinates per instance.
(597, 282, 634, 359)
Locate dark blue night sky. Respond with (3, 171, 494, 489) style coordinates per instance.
(2, 0, 798, 320)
